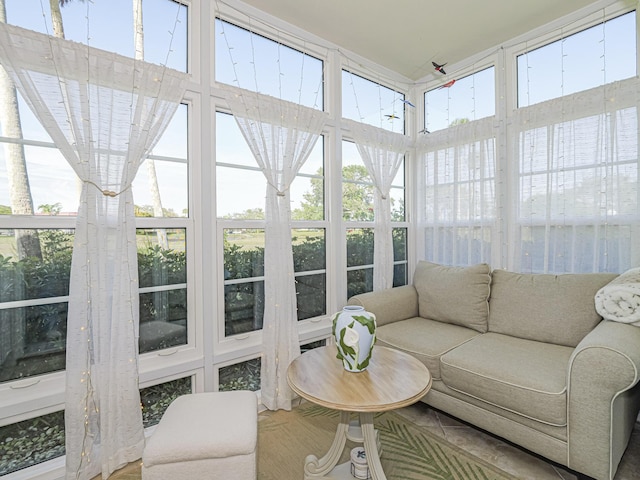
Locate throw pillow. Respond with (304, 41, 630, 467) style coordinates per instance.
(413, 261, 491, 333)
(488, 270, 618, 347)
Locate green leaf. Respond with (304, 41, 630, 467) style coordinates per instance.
(352, 314, 376, 334)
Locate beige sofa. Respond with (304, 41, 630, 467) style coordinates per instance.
(347, 261, 640, 480)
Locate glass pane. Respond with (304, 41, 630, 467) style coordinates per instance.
(216, 112, 258, 168)
(292, 229, 325, 272)
(143, 0, 188, 72)
(7, 0, 188, 72)
(217, 167, 266, 219)
(0, 145, 80, 216)
(343, 178, 374, 222)
(0, 410, 65, 476)
(0, 91, 51, 142)
(215, 19, 324, 110)
(139, 289, 187, 353)
(301, 339, 326, 353)
(298, 138, 324, 175)
(152, 104, 189, 159)
(224, 229, 265, 280)
(393, 263, 407, 288)
(347, 228, 374, 268)
(424, 226, 493, 267)
(137, 229, 187, 287)
(290, 173, 324, 221)
(519, 224, 631, 274)
(137, 228, 187, 354)
(296, 273, 326, 320)
(0, 303, 68, 382)
(134, 104, 189, 218)
(136, 228, 187, 353)
(342, 141, 374, 221)
(517, 12, 636, 107)
(216, 112, 265, 218)
(347, 268, 373, 299)
(393, 228, 407, 261)
(140, 376, 192, 428)
(216, 112, 324, 220)
(390, 186, 405, 222)
(425, 67, 495, 133)
(133, 159, 189, 218)
(224, 281, 264, 336)
(0, 229, 72, 382)
(0, 229, 73, 301)
(342, 70, 406, 133)
(219, 357, 261, 392)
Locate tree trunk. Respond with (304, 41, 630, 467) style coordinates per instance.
(0, 1, 42, 259)
(49, 0, 65, 38)
(134, 0, 168, 248)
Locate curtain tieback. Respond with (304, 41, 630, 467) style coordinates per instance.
(84, 179, 131, 198)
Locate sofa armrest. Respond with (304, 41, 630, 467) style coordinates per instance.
(347, 285, 419, 327)
(567, 320, 640, 480)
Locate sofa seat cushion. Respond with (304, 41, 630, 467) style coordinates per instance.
(440, 333, 573, 426)
(414, 261, 491, 333)
(488, 269, 617, 347)
(376, 317, 479, 380)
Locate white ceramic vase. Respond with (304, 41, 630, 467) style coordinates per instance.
(331, 305, 377, 372)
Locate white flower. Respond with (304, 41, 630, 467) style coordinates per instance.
(343, 325, 360, 347)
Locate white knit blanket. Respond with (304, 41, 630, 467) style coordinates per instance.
(595, 267, 640, 326)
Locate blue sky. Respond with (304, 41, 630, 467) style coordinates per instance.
(0, 0, 188, 215)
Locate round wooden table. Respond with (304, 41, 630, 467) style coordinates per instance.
(287, 345, 432, 480)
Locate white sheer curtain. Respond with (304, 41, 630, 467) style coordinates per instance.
(416, 117, 497, 267)
(514, 78, 639, 273)
(224, 87, 326, 411)
(0, 23, 188, 479)
(346, 119, 412, 291)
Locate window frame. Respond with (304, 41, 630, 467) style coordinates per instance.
(213, 110, 330, 361)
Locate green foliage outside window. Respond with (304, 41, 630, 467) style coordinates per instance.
(141, 376, 192, 427)
(0, 410, 65, 476)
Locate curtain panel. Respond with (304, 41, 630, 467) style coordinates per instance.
(0, 22, 188, 479)
(513, 78, 639, 273)
(224, 87, 326, 411)
(345, 119, 412, 291)
(417, 78, 639, 273)
(416, 116, 497, 267)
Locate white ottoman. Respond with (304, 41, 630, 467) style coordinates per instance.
(142, 391, 257, 480)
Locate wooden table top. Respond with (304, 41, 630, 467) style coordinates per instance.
(287, 345, 432, 413)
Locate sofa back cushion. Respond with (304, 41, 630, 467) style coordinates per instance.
(414, 261, 491, 333)
(488, 270, 618, 347)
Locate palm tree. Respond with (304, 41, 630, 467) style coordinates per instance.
(134, 0, 169, 248)
(0, 0, 42, 259)
(49, 0, 66, 37)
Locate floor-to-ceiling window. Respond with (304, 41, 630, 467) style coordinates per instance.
(341, 71, 409, 297)
(419, 5, 639, 273)
(0, 0, 192, 475)
(213, 17, 328, 391)
(513, 10, 638, 273)
(420, 66, 497, 266)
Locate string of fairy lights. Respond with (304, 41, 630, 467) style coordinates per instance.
(32, 0, 185, 476)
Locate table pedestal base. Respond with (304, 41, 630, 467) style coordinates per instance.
(304, 411, 385, 480)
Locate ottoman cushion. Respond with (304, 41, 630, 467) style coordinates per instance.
(143, 391, 257, 468)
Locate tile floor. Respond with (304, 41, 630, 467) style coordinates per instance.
(396, 401, 640, 480)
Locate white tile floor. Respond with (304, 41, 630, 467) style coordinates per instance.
(396, 401, 640, 480)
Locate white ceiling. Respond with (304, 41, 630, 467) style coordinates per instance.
(238, 0, 611, 81)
